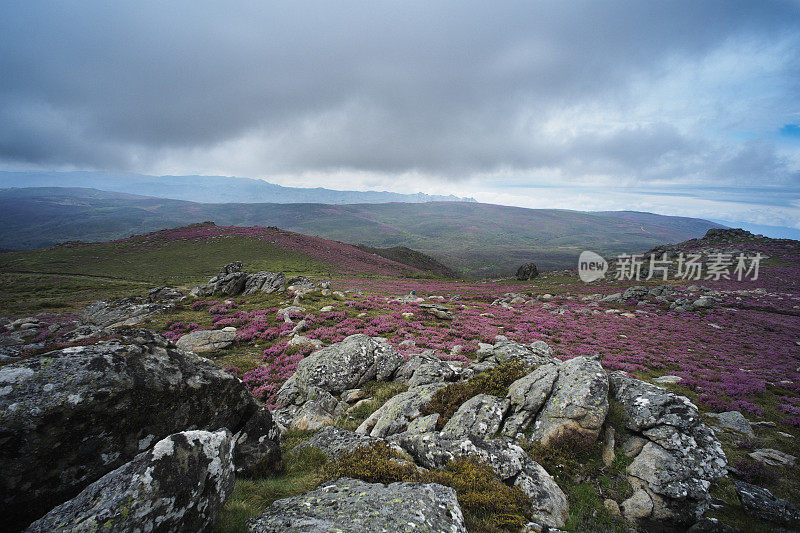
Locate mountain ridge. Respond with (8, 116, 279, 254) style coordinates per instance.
(0, 170, 476, 204)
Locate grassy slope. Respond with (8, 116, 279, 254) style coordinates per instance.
(0, 224, 438, 316)
(0, 187, 724, 276)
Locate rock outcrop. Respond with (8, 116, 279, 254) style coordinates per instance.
(609, 372, 727, 523)
(26, 429, 235, 533)
(248, 478, 467, 533)
(395, 432, 569, 528)
(0, 330, 280, 530)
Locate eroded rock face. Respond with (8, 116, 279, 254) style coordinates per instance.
(175, 327, 237, 353)
(275, 334, 403, 407)
(356, 382, 447, 438)
(502, 363, 559, 438)
(440, 393, 509, 440)
(531, 356, 609, 447)
(610, 372, 727, 524)
(394, 432, 568, 528)
(26, 430, 235, 533)
(273, 387, 345, 433)
(244, 271, 287, 295)
(248, 478, 467, 533)
(0, 330, 280, 530)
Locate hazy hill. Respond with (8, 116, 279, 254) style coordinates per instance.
(0, 171, 475, 204)
(0, 187, 725, 276)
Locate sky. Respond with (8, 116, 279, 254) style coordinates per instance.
(1, 1, 799, 234)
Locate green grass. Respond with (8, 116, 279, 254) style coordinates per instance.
(0, 272, 148, 316)
(214, 431, 326, 533)
(0, 237, 336, 286)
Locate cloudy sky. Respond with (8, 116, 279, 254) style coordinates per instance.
(1, 1, 799, 234)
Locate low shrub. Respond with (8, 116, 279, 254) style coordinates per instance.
(323, 442, 531, 532)
(422, 360, 528, 428)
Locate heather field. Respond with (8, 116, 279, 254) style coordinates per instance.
(2, 226, 799, 531)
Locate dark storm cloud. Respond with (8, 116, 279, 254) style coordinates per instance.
(0, 0, 798, 183)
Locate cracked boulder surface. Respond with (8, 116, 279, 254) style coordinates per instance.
(609, 371, 727, 523)
(0, 330, 280, 531)
(247, 477, 467, 533)
(26, 429, 235, 533)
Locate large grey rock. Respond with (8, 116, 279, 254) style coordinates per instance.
(395, 432, 568, 528)
(502, 363, 559, 437)
(516, 263, 539, 280)
(531, 356, 608, 446)
(275, 334, 403, 407)
(609, 372, 727, 524)
(26, 429, 235, 533)
(706, 411, 754, 437)
(394, 350, 459, 388)
(175, 327, 237, 353)
(734, 481, 800, 527)
(248, 478, 467, 533)
(293, 426, 386, 460)
(0, 330, 280, 530)
(440, 393, 509, 440)
(356, 382, 447, 438)
(244, 271, 287, 295)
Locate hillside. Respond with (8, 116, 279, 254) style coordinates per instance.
(0, 170, 476, 204)
(0, 187, 725, 276)
(0, 223, 445, 315)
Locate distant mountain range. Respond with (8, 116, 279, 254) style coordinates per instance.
(0, 187, 725, 276)
(0, 171, 476, 204)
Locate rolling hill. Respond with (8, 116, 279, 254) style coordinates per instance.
(0, 187, 725, 276)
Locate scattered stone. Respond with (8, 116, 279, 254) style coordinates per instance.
(707, 411, 754, 437)
(692, 296, 716, 309)
(604, 499, 621, 517)
(602, 426, 616, 467)
(26, 429, 235, 533)
(734, 481, 800, 527)
(247, 478, 467, 533)
(175, 327, 237, 353)
(686, 517, 740, 532)
(286, 335, 323, 350)
(621, 489, 653, 519)
(653, 375, 683, 384)
(748, 448, 796, 467)
(319, 305, 334, 312)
